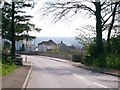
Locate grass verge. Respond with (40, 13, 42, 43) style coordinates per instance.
(0, 63, 16, 76)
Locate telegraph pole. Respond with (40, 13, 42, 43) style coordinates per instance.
(25, 30, 28, 62)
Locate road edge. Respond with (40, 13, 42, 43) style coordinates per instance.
(21, 62, 32, 90)
(45, 56, 120, 77)
(72, 64, 120, 77)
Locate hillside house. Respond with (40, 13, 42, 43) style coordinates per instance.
(68, 45, 76, 52)
(38, 39, 57, 53)
(58, 41, 73, 52)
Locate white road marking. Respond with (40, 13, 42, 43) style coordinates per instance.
(73, 74, 109, 88)
(65, 71, 71, 73)
(93, 82, 108, 88)
(73, 74, 85, 80)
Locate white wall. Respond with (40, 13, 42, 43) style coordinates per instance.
(16, 40, 36, 52)
(15, 41, 23, 51)
(38, 45, 47, 52)
(46, 44, 57, 50)
(27, 44, 36, 52)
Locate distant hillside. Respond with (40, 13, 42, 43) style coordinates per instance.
(34, 37, 82, 47)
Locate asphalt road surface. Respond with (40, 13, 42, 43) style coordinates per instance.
(24, 55, 119, 88)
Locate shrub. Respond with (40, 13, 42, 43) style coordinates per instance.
(72, 54, 81, 62)
(106, 54, 120, 69)
(110, 36, 120, 54)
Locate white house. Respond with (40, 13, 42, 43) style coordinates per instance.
(16, 40, 36, 52)
(2, 39, 36, 53)
(15, 40, 23, 51)
(38, 44, 47, 52)
(26, 44, 36, 52)
(38, 39, 57, 52)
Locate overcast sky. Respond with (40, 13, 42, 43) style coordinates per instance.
(27, 0, 96, 37)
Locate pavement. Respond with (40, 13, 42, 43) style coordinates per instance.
(2, 57, 31, 89)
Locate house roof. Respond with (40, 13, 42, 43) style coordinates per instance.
(38, 39, 57, 45)
(68, 46, 75, 50)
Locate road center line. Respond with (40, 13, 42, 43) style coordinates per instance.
(73, 74, 85, 80)
(93, 82, 108, 88)
(65, 71, 70, 73)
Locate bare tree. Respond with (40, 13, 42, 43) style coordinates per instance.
(41, 0, 119, 67)
(75, 25, 96, 45)
(112, 25, 120, 36)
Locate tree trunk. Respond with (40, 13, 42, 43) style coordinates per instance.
(94, 2, 105, 68)
(11, 2, 15, 63)
(107, 2, 118, 51)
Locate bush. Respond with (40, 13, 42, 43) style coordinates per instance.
(84, 42, 98, 66)
(85, 55, 93, 65)
(83, 35, 120, 69)
(72, 54, 81, 62)
(104, 35, 120, 69)
(106, 54, 120, 69)
(110, 36, 120, 54)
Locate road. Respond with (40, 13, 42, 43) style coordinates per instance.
(24, 55, 119, 88)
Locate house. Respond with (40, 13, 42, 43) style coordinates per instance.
(16, 40, 23, 51)
(2, 39, 36, 54)
(58, 41, 72, 52)
(26, 44, 36, 52)
(38, 39, 57, 52)
(16, 40, 36, 53)
(68, 45, 76, 52)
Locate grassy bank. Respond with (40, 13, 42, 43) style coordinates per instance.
(0, 63, 16, 76)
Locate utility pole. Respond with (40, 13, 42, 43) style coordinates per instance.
(11, 1, 15, 63)
(25, 30, 28, 62)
